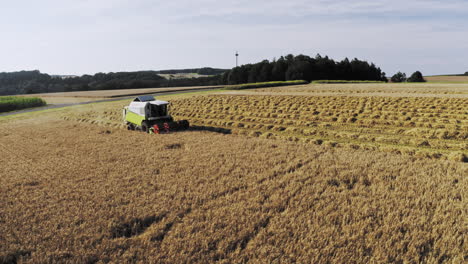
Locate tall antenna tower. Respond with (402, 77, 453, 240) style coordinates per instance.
(235, 51, 239, 67)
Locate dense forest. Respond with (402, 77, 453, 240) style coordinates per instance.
(0, 54, 387, 95)
(221, 54, 386, 84)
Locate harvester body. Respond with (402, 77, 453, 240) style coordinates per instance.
(123, 96, 189, 133)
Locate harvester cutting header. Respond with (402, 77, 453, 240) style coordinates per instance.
(123, 95, 189, 134)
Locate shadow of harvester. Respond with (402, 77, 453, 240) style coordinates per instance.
(189, 125, 232, 135)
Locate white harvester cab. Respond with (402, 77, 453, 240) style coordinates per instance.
(126, 96, 170, 118)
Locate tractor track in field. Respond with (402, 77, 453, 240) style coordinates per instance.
(142, 153, 323, 257)
(0, 87, 219, 117)
(144, 155, 323, 264)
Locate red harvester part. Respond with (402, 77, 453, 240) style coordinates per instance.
(150, 120, 189, 134)
(153, 124, 160, 134)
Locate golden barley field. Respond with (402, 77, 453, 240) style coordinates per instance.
(0, 83, 467, 263)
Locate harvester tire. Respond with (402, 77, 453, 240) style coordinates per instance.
(163, 122, 170, 133)
(166, 122, 178, 131)
(141, 121, 150, 133)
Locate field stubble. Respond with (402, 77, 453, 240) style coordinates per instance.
(249, 82, 468, 96)
(168, 94, 467, 161)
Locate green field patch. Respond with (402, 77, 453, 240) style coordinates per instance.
(0, 96, 46, 113)
(224, 80, 308, 90)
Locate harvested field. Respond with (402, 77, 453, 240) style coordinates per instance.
(19, 86, 221, 99)
(160, 83, 467, 161)
(172, 95, 467, 161)
(1, 85, 467, 263)
(425, 75, 468, 83)
(239, 83, 468, 97)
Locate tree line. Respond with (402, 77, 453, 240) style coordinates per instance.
(221, 54, 387, 84)
(0, 70, 222, 95)
(0, 54, 429, 95)
(390, 71, 426, 82)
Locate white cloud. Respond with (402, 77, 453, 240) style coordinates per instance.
(150, 0, 468, 18)
(0, 0, 467, 75)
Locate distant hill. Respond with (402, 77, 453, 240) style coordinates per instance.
(0, 53, 387, 95)
(0, 70, 224, 95)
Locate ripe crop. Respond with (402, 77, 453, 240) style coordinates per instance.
(0, 115, 466, 263)
(3, 83, 465, 263)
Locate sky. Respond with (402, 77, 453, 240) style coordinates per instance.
(0, 0, 467, 76)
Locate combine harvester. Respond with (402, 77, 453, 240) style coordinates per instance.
(123, 95, 189, 134)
